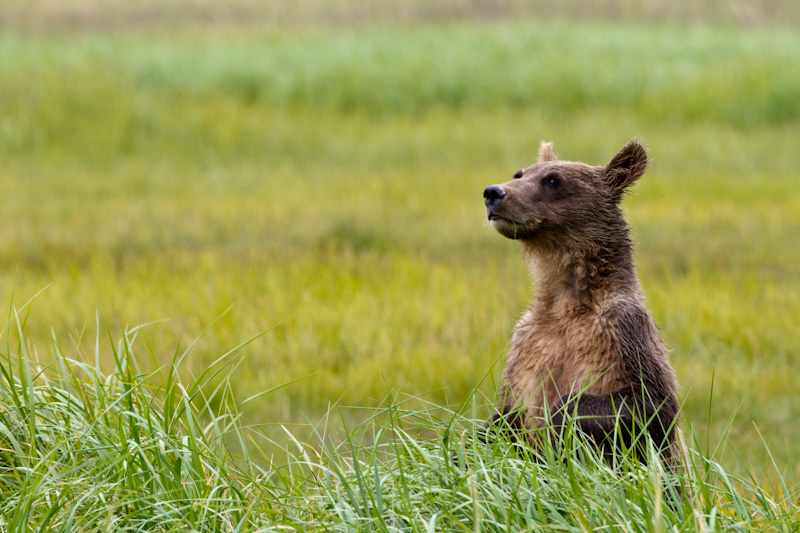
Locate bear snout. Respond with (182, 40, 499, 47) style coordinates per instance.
(484, 185, 507, 210)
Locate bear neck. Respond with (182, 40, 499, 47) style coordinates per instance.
(521, 233, 641, 313)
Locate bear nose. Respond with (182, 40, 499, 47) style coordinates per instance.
(484, 185, 507, 209)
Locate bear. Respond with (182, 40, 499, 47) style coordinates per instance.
(482, 139, 686, 474)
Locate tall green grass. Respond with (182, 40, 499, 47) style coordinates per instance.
(2, 309, 797, 530)
(0, 17, 798, 486)
(0, 304, 269, 529)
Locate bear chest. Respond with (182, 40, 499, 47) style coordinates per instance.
(504, 308, 625, 414)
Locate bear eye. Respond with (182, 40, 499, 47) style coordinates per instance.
(513, 170, 523, 180)
(542, 175, 561, 189)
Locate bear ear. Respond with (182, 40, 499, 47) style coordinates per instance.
(604, 139, 650, 193)
(538, 141, 558, 163)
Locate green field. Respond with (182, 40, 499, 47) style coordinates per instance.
(1, 3, 799, 526)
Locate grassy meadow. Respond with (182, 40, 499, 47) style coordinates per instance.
(1, 3, 799, 528)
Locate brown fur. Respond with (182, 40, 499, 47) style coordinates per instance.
(483, 139, 685, 472)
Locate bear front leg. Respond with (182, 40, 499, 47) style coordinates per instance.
(475, 385, 524, 444)
(452, 389, 524, 467)
(548, 387, 674, 459)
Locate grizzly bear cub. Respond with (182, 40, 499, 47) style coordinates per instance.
(483, 139, 684, 470)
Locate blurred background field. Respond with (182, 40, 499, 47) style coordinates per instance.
(1, 1, 798, 484)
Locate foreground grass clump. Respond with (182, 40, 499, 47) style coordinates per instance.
(1, 312, 797, 530)
(0, 310, 277, 529)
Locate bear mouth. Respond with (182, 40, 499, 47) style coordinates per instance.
(486, 210, 515, 223)
(489, 215, 519, 232)
(488, 214, 538, 240)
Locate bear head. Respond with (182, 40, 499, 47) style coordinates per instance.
(483, 139, 650, 252)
